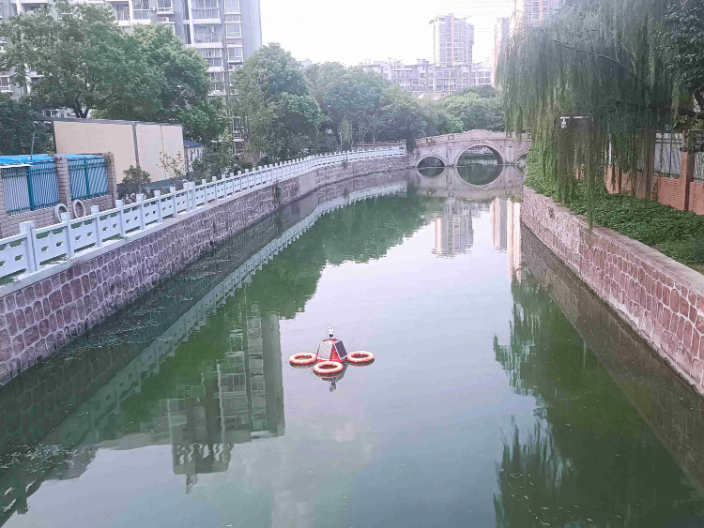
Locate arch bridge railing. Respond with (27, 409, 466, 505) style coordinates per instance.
(0, 145, 406, 283)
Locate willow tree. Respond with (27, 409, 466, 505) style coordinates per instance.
(499, 0, 704, 225)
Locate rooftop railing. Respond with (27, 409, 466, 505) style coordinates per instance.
(0, 145, 406, 283)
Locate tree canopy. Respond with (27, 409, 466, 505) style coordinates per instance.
(0, 96, 50, 156)
(499, 0, 704, 223)
(0, 0, 152, 119)
(230, 44, 324, 161)
(99, 25, 225, 144)
(0, 5, 224, 143)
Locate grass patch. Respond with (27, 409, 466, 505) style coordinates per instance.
(525, 159, 704, 270)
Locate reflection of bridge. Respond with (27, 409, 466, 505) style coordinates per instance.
(415, 130, 532, 166)
(412, 165, 524, 201)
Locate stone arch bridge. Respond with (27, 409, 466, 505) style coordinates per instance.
(414, 130, 532, 167)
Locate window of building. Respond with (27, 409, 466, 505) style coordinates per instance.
(227, 47, 243, 62)
(0, 76, 11, 92)
(191, 0, 218, 19)
(225, 23, 241, 37)
(209, 71, 226, 93)
(201, 48, 223, 68)
(194, 25, 222, 43)
(157, 0, 172, 11)
(113, 3, 130, 22)
(133, 0, 150, 19)
(224, 0, 240, 12)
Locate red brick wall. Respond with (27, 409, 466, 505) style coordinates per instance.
(522, 188, 704, 396)
(657, 176, 688, 210)
(690, 182, 704, 216)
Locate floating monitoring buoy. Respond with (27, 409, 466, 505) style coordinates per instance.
(289, 327, 375, 389)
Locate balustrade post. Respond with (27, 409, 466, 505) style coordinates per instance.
(115, 200, 126, 237)
(90, 205, 103, 247)
(136, 194, 146, 230)
(18, 221, 38, 273)
(61, 213, 74, 258)
(169, 186, 177, 214)
(154, 191, 163, 223)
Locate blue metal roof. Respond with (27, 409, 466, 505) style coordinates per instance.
(0, 154, 102, 166)
(183, 140, 202, 148)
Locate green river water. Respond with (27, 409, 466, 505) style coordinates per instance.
(0, 167, 703, 527)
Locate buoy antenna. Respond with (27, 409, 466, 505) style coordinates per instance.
(327, 326, 334, 338)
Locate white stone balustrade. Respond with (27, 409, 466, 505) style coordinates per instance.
(0, 145, 406, 282)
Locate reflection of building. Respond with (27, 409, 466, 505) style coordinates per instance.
(490, 197, 521, 278)
(490, 197, 508, 252)
(432, 198, 474, 257)
(169, 307, 284, 491)
(506, 200, 521, 280)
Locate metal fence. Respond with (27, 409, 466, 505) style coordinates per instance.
(655, 133, 683, 178)
(68, 157, 109, 200)
(1, 162, 60, 215)
(695, 152, 704, 184)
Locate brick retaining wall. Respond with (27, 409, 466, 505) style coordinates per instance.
(522, 188, 704, 395)
(0, 156, 411, 382)
(522, 225, 704, 490)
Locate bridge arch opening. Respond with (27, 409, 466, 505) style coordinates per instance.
(456, 146, 503, 186)
(516, 151, 529, 173)
(417, 156, 446, 177)
(456, 145, 504, 166)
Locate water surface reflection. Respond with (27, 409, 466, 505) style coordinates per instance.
(0, 169, 702, 527)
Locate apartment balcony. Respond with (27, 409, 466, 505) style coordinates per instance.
(191, 35, 224, 47)
(132, 8, 152, 23)
(191, 9, 220, 22)
(19, 0, 49, 4)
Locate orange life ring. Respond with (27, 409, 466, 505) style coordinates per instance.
(313, 361, 343, 376)
(289, 353, 317, 366)
(348, 351, 375, 364)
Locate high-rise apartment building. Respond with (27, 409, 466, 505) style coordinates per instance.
(492, 17, 509, 88)
(429, 14, 474, 67)
(471, 61, 492, 87)
(359, 59, 472, 99)
(513, 0, 564, 28)
(0, 0, 262, 101)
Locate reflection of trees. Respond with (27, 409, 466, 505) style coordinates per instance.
(494, 274, 704, 527)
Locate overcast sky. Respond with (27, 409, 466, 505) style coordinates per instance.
(260, 0, 515, 67)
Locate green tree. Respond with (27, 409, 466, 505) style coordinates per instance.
(377, 85, 428, 150)
(99, 25, 225, 144)
(121, 165, 151, 196)
(665, 0, 704, 113)
(231, 44, 323, 161)
(0, 96, 49, 155)
(442, 92, 504, 131)
(0, 1, 153, 118)
(499, 0, 704, 223)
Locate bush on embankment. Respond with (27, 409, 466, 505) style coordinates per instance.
(525, 158, 704, 270)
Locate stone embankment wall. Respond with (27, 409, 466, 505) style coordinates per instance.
(0, 156, 411, 382)
(522, 188, 704, 395)
(522, 225, 704, 490)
